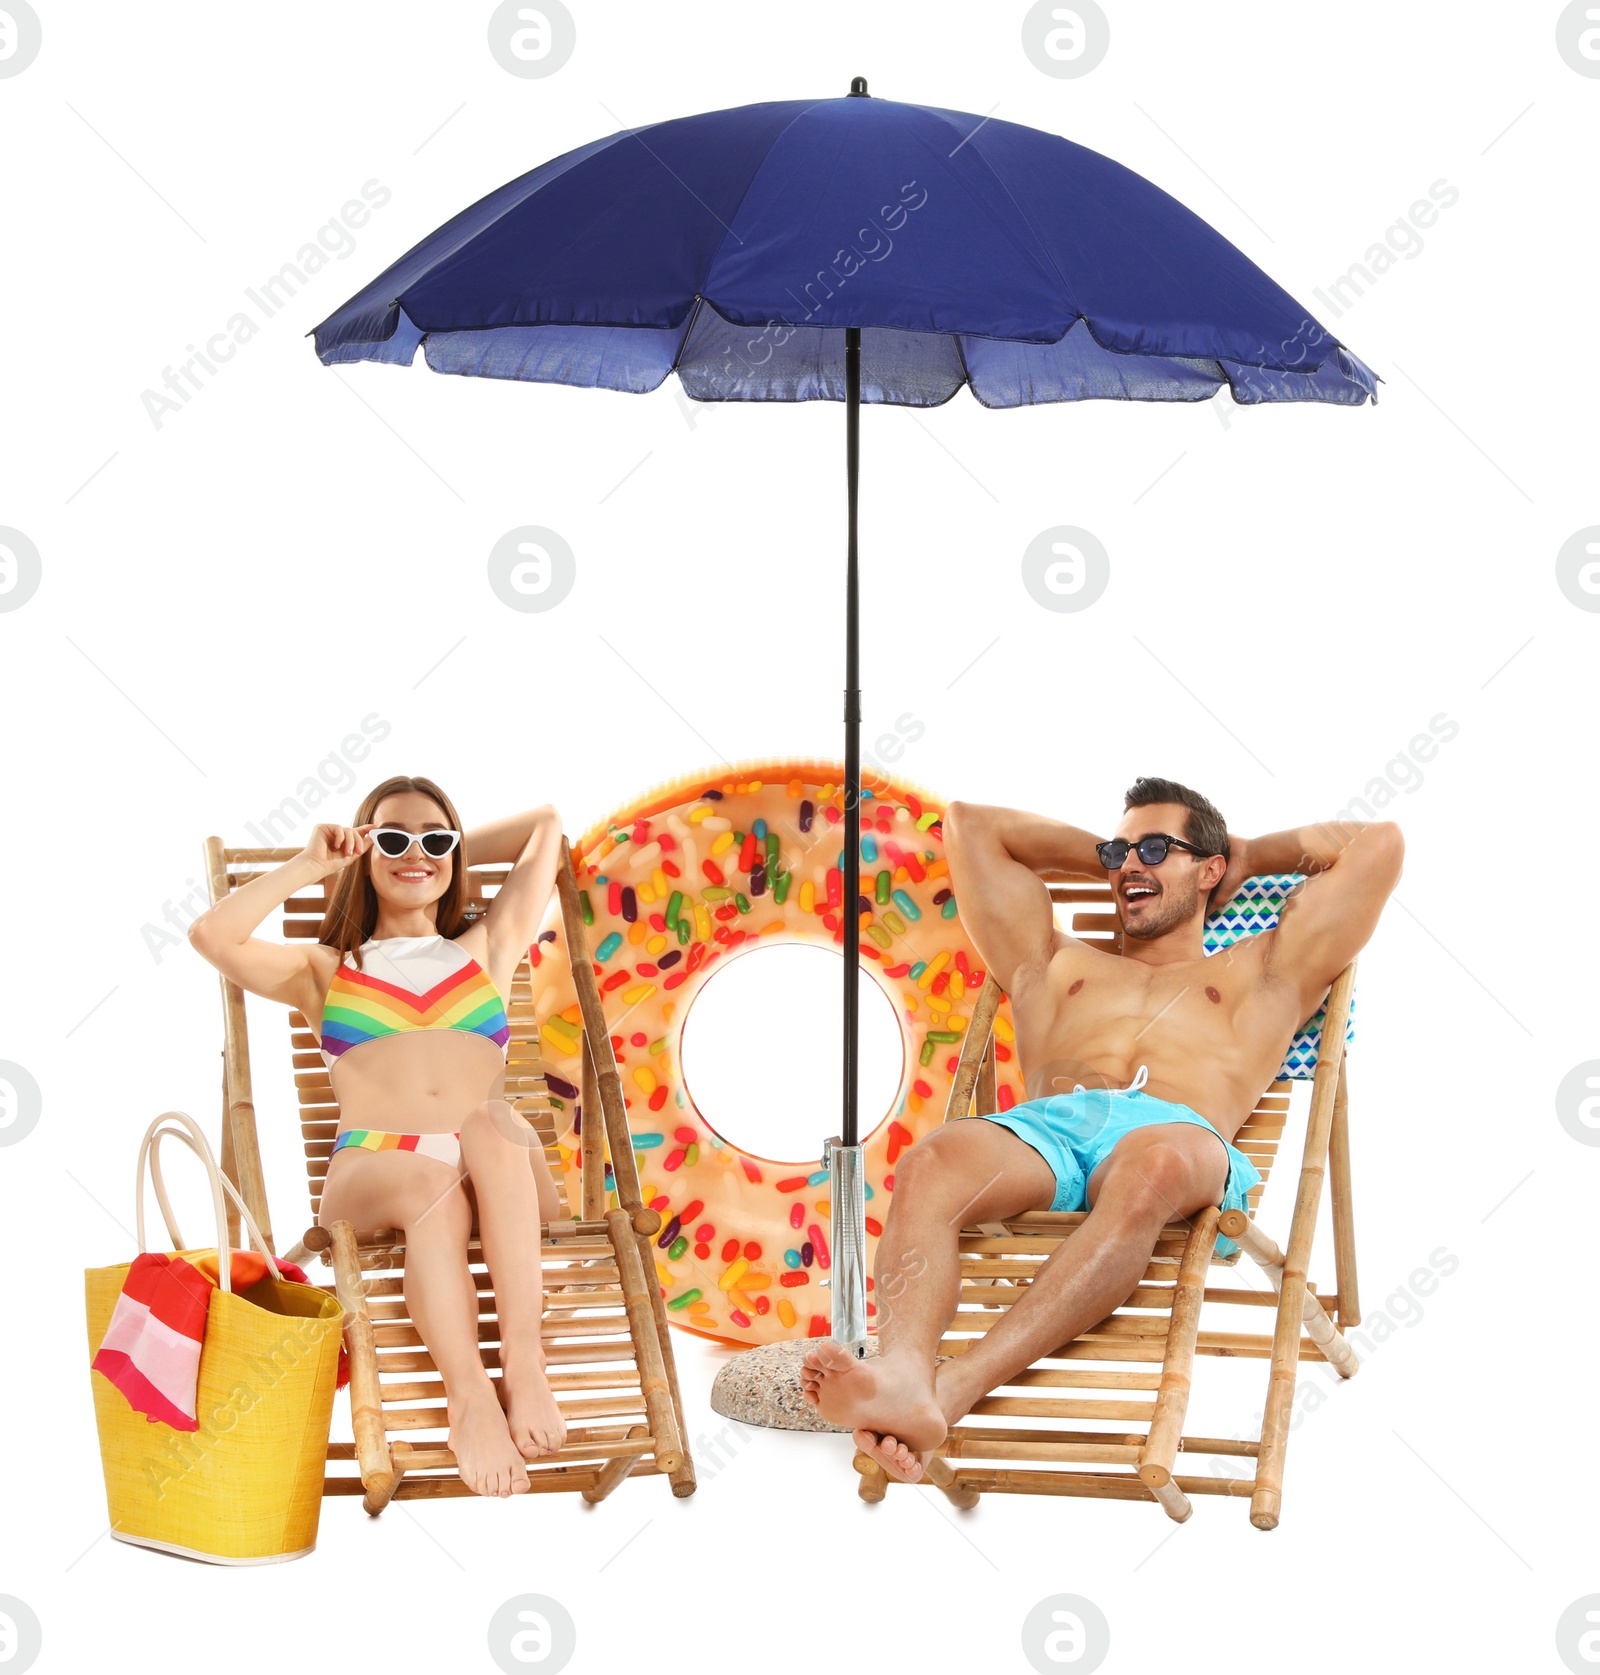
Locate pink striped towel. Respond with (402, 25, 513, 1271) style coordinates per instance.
(92, 1251, 341, 1430)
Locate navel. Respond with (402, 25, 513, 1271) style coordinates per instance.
(1068, 978, 1084, 996)
(1205, 985, 1222, 1005)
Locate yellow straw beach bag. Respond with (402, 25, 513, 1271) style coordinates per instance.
(85, 1112, 343, 1564)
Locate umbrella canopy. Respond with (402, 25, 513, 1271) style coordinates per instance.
(313, 81, 1377, 1354)
(313, 87, 1378, 407)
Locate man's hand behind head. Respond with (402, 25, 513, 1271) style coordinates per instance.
(1209, 835, 1253, 916)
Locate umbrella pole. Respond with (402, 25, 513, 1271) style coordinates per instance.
(843, 324, 861, 1151)
(829, 325, 869, 1356)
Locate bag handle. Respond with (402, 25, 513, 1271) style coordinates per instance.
(134, 1111, 281, 1294)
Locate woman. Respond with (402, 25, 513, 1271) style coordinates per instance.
(188, 774, 567, 1498)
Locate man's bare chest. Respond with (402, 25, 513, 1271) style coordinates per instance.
(1019, 944, 1276, 1048)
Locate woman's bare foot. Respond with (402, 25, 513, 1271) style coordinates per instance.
(500, 1344, 567, 1461)
(448, 1383, 532, 1497)
(800, 1341, 947, 1481)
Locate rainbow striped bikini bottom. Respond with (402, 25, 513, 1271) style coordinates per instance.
(330, 1128, 462, 1170)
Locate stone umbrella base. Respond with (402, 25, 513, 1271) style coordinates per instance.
(709, 1338, 879, 1432)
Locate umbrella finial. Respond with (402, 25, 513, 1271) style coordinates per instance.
(849, 76, 869, 97)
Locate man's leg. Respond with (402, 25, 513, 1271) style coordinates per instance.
(800, 1118, 1056, 1478)
(931, 1124, 1228, 1439)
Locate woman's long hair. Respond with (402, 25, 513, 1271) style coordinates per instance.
(317, 776, 471, 968)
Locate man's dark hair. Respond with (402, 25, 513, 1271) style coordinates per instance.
(1123, 776, 1230, 907)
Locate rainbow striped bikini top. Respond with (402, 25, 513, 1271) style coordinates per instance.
(318, 935, 511, 1070)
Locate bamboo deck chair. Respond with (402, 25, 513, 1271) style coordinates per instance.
(853, 874, 1359, 1530)
(201, 835, 696, 1511)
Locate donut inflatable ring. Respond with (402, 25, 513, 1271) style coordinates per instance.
(527, 760, 1024, 1346)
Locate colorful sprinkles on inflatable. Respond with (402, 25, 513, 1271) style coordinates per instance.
(527, 760, 1024, 1347)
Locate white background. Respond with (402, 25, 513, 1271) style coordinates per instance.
(3, 3, 1595, 1671)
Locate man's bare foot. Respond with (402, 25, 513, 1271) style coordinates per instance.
(448, 1384, 532, 1497)
(800, 1340, 947, 1482)
(857, 1353, 991, 1487)
(932, 1354, 982, 1429)
(846, 1356, 986, 1486)
(499, 1344, 568, 1461)
(850, 1427, 929, 1482)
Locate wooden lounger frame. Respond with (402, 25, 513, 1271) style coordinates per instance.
(852, 881, 1359, 1529)
(201, 835, 695, 1510)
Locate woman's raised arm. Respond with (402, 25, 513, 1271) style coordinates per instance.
(187, 824, 368, 1010)
(471, 805, 564, 996)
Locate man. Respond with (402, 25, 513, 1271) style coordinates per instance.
(801, 776, 1402, 1482)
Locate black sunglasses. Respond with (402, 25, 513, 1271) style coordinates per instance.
(1096, 832, 1214, 870)
(370, 827, 461, 860)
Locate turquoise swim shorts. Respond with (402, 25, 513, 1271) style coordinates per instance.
(959, 1073, 1262, 1256)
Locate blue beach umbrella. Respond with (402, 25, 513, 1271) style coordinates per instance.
(313, 79, 1378, 1355)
